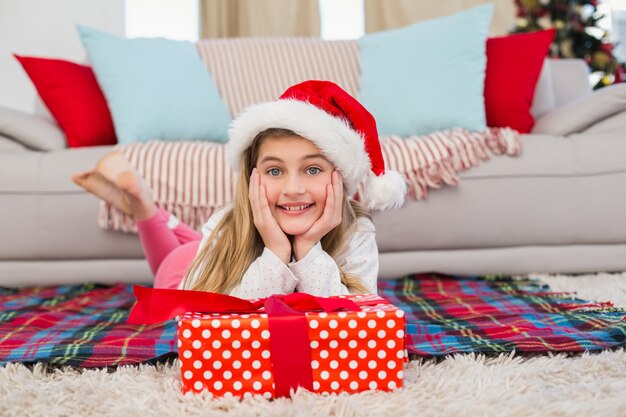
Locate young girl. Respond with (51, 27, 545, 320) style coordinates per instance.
(73, 80, 406, 299)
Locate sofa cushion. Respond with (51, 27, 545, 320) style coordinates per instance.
(0, 145, 145, 260)
(78, 26, 231, 144)
(358, 4, 493, 136)
(485, 29, 555, 133)
(0, 192, 145, 260)
(14, 55, 117, 148)
(0, 146, 113, 193)
(373, 132, 626, 251)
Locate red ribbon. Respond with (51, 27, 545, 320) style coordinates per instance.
(127, 286, 361, 397)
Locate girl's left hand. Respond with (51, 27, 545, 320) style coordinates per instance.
(292, 171, 343, 261)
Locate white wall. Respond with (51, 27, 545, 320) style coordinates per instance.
(0, 0, 125, 113)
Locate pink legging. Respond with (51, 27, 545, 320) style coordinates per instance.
(135, 208, 201, 289)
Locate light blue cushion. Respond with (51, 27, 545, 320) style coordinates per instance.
(78, 26, 230, 144)
(359, 4, 494, 137)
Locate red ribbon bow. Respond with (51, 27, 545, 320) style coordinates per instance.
(127, 286, 362, 397)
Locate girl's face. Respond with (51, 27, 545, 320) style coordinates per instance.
(255, 135, 336, 236)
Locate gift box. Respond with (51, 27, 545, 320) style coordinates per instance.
(176, 293, 407, 399)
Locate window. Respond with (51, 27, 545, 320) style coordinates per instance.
(607, 0, 626, 62)
(125, 0, 199, 41)
(125, 0, 364, 41)
(319, 0, 364, 40)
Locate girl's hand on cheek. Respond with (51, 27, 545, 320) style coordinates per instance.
(249, 168, 292, 264)
(293, 170, 343, 261)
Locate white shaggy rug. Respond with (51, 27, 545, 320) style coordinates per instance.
(1, 272, 626, 417)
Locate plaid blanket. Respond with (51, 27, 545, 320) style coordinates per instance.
(0, 284, 175, 367)
(1, 275, 624, 367)
(379, 275, 626, 355)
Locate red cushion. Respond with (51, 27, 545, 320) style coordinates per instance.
(485, 29, 556, 133)
(14, 55, 117, 148)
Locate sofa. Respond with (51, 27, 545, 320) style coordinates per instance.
(2, 36, 626, 287)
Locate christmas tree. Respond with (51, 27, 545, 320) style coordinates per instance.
(514, 0, 625, 88)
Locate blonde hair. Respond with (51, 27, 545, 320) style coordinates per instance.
(182, 128, 372, 294)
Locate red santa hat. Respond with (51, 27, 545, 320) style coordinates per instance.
(227, 80, 406, 211)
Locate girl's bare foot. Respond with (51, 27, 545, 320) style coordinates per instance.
(72, 152, 157, 220)
(72, 169, 133, 215)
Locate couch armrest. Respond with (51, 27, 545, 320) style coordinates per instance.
(0, 135, 28, 152)
(531, 83, 626, 136)
(0, 105, 66, 151)
(583, 110, 626, 134)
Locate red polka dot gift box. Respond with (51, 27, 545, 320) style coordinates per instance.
(127, 287, 408, 399)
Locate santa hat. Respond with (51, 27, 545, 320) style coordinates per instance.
(227, 80, 406, 211)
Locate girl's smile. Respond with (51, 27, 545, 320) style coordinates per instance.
(255, 135, 336, 236)
(277, 202, 315, 215)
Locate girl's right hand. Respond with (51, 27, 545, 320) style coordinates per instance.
(249, 168, 292, 264)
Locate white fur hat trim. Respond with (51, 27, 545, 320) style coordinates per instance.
(362, 170, 407, 211)
(227, 99, 371, 196)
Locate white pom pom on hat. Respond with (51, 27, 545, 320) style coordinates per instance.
(227, 80, 407, 210)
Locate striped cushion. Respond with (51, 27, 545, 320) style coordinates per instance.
(196, 38, 360, 116)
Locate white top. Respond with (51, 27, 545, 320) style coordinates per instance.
(181, 206, 379, 299)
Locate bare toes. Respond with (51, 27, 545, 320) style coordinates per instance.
(72, 169, 95, 187)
